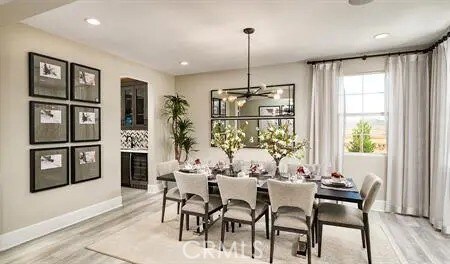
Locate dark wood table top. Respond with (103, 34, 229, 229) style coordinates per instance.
(157, 170, 363, 205)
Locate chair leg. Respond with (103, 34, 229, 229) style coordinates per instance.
(239, 223, 242, 227)
(318, 222, 323, 257)
(231, 222, 235, 233)
(307, 229, 312, 264)
(186, 214, 189, 231)
(251, 223, 255, 259)
(178, 212, 184, 241)
(361, 229, 366, 248)
(177, 202, 180, 214)
(265, 210, 270, 239)
(365, 225, 372, 264)
(196, 216, 200, 233)
(220, 219, 226, 251)
(270, 227, 275, 263)
(161, 196, 167, 223)
(277, 230, 280, 236)
(226, 222, 229, 232)
(204, 216, 209, 248)
(311, 221, 315, 248)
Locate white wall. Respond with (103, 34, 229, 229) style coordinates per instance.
(0, 24, 175, 235)
(175, 57, 387, 201)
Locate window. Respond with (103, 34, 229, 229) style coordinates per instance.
(343, 73, 387, 154)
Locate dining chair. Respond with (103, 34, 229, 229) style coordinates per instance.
(157, 160, 181, 223)
(317, 173, 382, 264)
(267, 179, 317, 264)
(216, 175, 270, 259)
(174, 171, 223, 248)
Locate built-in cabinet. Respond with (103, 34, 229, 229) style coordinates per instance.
(121, 152, 148, 189)
(121, 81, 148, 130)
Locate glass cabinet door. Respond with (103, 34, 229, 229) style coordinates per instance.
(122, 86, 134, 128)
(135, 86, 147, 128)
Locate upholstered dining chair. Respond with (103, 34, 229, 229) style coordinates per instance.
(174, 171, 223, 248)
(157, 160, 181, 223)
(317, 173, 382, 264)
(216, 175, 270, 259)
(267, 180, 317, 264)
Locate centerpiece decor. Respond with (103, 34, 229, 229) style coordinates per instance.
(210, 122, 246, 172)
(258, 123, 308, 177)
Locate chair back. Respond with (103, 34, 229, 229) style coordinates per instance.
(174, 171, 209, 202)
(268, 179, 317, 217)
(156, 160, 179, 176)
(360, 173, 383, 213)
(216, 175, 257, 209)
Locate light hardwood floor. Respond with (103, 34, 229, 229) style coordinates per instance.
(0, 187, 448, 264)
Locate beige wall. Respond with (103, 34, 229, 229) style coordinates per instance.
(175, 57, 387, 201)
(0, 23, 175, 234)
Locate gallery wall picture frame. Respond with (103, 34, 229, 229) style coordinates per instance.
(71, 144, 101, 184)
(29, 101, 69, 144)
(71, 63, 101, 103)
(71, 105, 101, 142)
(30, 147, 69, 193)
(29, 52, 69, 100)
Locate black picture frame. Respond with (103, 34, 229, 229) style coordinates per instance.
(210, 118, 295, 149)
(29, 52, 69, 100)
(30, 101, 69, 144)
(71, 144, 101, 184)
(210, 83, 295, 118)
(71, 63, 101, 103)
(30, 147, 69, 193)
(259, 105, 282, 117)
(71, 105, 101, 142)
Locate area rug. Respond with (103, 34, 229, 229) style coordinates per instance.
(87, 204, 400, 263)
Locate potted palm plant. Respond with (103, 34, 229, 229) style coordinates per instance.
(258, 123, 308, 177)
(162, 94, 197, 162)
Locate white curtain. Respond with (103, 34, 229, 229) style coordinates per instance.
(385, 54, 430, 216)
(430, 39, 450, 234)
(309, 62, 345, 173)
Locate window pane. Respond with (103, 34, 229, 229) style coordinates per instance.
(345, 94, 362, 113)
(345, 116, 363, 153)
(344, 75, 363, 94)
(363, 93, 384, 113)
(370, 134, 387, 153)
(364, 115, 386, 136)
(364, 73, 385, 93)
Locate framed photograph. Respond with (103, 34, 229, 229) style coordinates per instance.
(212, 98, 220, 116)
(71, 105, 101, 142)
(280, 118, 295, 133)
(71, 145, 101, 184)
(71, 63, 101, 103)
(259, 106, 281, 117)
(30, 101, 68, 144)
(30, 147, 69, 193)
(29, 52, 68, 99)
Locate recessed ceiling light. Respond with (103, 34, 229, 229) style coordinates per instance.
(349, 0, 373, 5)
(85, 18, 101, 26)
(179, 61, 189, 66)
(374, 33, 390, 39)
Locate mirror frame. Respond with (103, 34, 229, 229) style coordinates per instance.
(210, 83, 295, 118)
(210, 117, 295, 149)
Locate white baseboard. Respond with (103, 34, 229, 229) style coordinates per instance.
(0, 196, 122, 252)
(147, 183, 163, 194)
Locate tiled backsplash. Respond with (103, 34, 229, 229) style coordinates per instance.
(121, 130, 148, 149)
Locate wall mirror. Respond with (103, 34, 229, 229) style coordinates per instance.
(210, 84, 295, 118)
(211, 118, 295, 148)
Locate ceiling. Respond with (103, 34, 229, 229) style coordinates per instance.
(23, 0, 450, 76)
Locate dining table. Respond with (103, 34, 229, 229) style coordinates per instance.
(156, 169, 364, 208)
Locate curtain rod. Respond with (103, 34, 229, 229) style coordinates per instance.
(307, 30, 450, 65)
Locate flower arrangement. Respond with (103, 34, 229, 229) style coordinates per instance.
(258, 123, 309, 176)
(210, 122, 246, 169)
